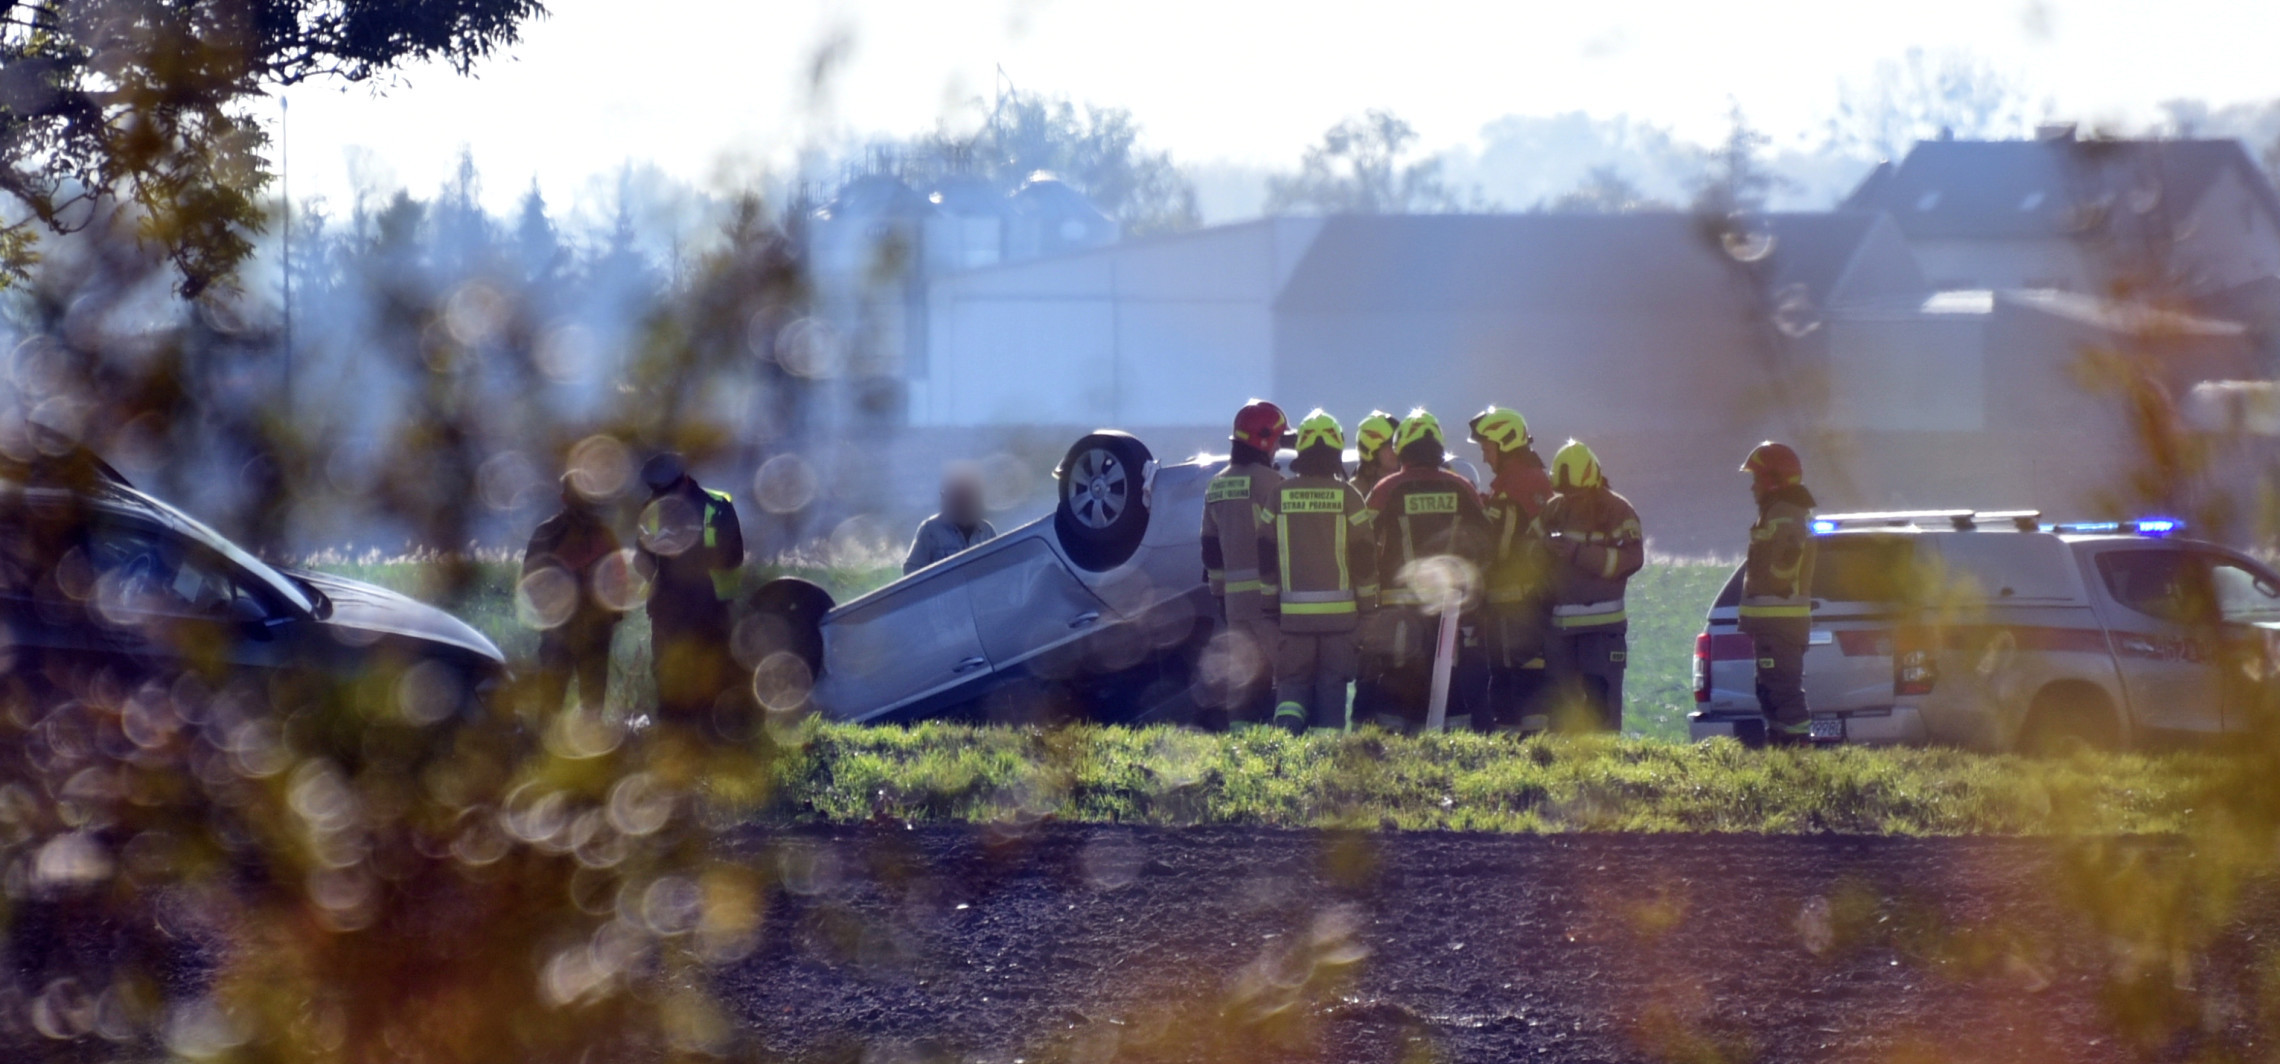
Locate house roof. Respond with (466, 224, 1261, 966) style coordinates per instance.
(1270, 211, 1917, 315)
(1838, 137, 2280, 240)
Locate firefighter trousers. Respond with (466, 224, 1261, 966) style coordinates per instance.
(1752, 631, 1811, 741)
(1546, 628, 1626, 733)
(1274, 630, 1356, 732)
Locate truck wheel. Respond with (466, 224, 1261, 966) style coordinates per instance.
(2018, 683, 2121, 757)
(1054, 431, 1153, 572)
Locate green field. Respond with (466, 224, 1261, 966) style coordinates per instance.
(318, 555, 1731, 739)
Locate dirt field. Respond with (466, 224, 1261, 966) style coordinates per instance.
(719, 825, 2273, 1063)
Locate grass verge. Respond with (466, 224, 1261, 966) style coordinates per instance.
(763, 723, 2217, 835)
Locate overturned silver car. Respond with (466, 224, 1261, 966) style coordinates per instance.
(749, 432, 1223, 724)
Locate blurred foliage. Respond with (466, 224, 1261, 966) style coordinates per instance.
(1824, 47, 2038, 162)
(0, 0, 546, 294)
(1264, 110, 1477, 216)
(898, 86, 1201, 238)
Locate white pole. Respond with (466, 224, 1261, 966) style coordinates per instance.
(1424, 605, 1460, 731)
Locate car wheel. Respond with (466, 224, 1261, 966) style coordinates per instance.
(2019, 683, 2121, 757)
(738, 577, 835, 681)
(1054, 431, 1153, 572)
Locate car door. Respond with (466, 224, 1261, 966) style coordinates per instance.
(811, 570, 990, 723)
(963, 537, 1113, 679)
(2204, 551, 2280, 734)
(2090, 547, 2224, 740)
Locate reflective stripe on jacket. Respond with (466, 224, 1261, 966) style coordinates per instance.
(1201, 458, 1284, 625)
(1740, 489, 1817, 633)
(1364, 464, 1490, 610)
(1272, 474, 1377, 634)
(1542, 485, 1643, 634)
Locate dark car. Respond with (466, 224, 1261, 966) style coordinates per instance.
(0, 452, 505, 721)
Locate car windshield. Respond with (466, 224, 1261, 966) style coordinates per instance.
(117, 487, 314, 615)
(2212, 557, 2280, 627)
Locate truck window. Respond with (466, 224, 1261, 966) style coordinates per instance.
(2097, 550, 2216, 625)
(1810, 535, 1914, 604)
(1931, 535, 2083, 602)
(2212, 558, 2280, 626)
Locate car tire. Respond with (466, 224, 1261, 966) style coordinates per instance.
(739, 577, 835, 681)
(1054, 431, 1152, 572)
(2018, 683, 2121, 757)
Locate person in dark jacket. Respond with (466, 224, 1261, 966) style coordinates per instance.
(1739, 441, 1819, 745)
(904, 463, 997, 574)
(1541, 440, 1644, 732)
(1469, 406, 1555, 733)
(637, 452, 746, 730)
(521, 473, 624, 717)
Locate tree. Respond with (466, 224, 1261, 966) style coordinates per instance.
(1693, 102, 1787, 216)
(1826, 48, 2037, 161)
(908, 88, 1200, 237)
(1540, 166, 1669, 214)
(0, 0, 546, 294)
(1264, 111, 1467, 215)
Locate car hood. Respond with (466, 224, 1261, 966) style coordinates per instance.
(287, 569, 505, 664)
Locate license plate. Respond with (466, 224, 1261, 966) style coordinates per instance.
(1809, 717, 1845, 741)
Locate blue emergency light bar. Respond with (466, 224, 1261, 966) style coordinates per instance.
(2042, 517, 2185, 536)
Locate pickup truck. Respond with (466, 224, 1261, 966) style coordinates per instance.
(1688, 511, 2280, 752)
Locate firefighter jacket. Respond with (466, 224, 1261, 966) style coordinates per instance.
(1353, 458, 1396, 501)
(1271, 472, 1377, 634)
(1542, 485, 1645, 635)
(1201, 456, 1284, 626)
(1739, 484, 1819, 636)
(1364, 463, 1490, 608)
(640, 481, 745, 635)
(1480, 452, 1554, 613)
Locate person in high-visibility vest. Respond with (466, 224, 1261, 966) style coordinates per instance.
(1361, 409, 1489, 732)
(1540, 440, 1643, 732)
(1267, 410, 1377, 733)
(637, 452, 746, 730)
(1348, 409, 1402, 724)
(1468, 406, 1555, 733)
(1200, 400, 1289, 728)
(1739, 441, 1819, 745)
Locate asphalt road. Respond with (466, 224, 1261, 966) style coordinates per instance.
(718, 825, 2269, 1064)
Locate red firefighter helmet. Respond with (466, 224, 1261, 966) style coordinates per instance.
(1230, 400, 1291, 453)
(1741, 441, 1804, 490)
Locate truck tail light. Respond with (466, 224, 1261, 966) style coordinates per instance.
(1894, 628, 1937, 697)
(1693, 633, 1712, 703)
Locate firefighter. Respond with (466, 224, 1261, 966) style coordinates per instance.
(637, 452, 747, 732)
(1361, 409, 1490, 732)
(520, 473, 624, 718)
(1352, 410, 1400, 497)
(1541, 440, 1644, 732)
(1349, 409, 1402, 723)
(1201, 400, 1289, 728)
(1739, 441, 1819, 746)
(1468, 406, 1554, 733)
(1268, 410, 1377, 733)
(904, 461, 997, 574)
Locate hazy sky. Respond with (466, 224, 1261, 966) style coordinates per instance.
(272, 0, 2280, 218)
